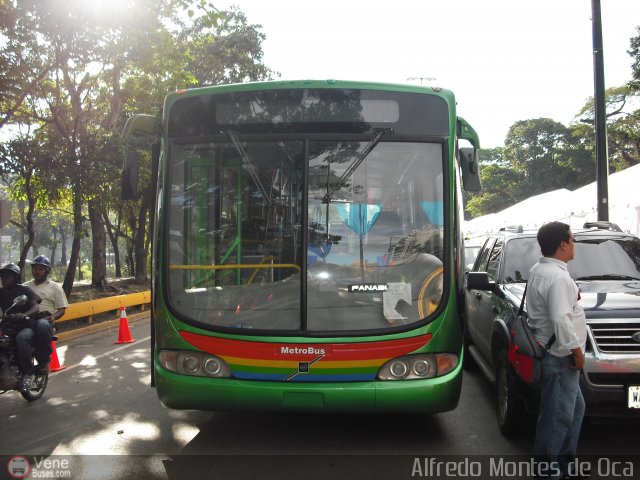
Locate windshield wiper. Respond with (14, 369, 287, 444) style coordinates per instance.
(576, 274, 640, 281)
(322, 128, 393, 204)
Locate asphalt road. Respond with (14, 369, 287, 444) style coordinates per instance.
(0, 318, 637, 480)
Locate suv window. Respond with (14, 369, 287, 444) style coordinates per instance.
(474, 238, 495, 272)
(502, 237, 540, 283)
(486, 238, 503, 281)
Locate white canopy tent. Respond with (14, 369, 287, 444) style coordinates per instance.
(464, 163, 640, 241)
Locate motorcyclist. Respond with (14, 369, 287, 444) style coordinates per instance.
(0, 263, 41, 392)
(24, 255, 68, 374)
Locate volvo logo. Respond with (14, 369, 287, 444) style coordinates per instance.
(632, 332, 640, 343)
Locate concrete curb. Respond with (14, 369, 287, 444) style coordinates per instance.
(56, 311, 150, 343)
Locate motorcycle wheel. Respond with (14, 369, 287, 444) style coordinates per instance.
(20, 373, 48, 401)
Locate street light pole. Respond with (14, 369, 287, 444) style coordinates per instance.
(592, 0, 609, 221)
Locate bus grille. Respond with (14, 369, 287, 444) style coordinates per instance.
(586, 373, 640, 387)
(589, 321, 640, 353)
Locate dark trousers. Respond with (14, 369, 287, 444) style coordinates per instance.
(14, 319, 53, 375)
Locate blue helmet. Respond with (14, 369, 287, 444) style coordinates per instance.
(32, 255, 51, 272)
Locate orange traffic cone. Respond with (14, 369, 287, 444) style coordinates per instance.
(115, 306, 135, 344)
(49, 340, 66, 372)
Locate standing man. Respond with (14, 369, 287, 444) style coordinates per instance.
(0, 263, 41, 392)
(24, 255, 68, 374)
(526, 222, 587, 479)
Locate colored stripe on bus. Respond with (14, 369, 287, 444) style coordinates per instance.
(232, 371, 375, 382)
(179, 331, 431, 361)
(179, 331, 432, 382)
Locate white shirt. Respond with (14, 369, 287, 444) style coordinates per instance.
(24, 279, 69, 315)
(526, 257, 587, 357)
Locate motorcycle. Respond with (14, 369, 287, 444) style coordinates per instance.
(0, 295, 48, 401)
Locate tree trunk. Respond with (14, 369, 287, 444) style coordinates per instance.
(60, 228, 68, 266)
(103, 206, 123, 278)
(114, 240, 122, 278)
(17, 178, 36, 279)
(62, 192, 83, 298)
(89, 199, 107, 289)
(50, 228, 58, 266)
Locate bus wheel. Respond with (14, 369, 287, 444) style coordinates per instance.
(495, 349, 524, 436)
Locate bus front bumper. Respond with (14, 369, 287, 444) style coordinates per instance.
(154, 366, 463, 413)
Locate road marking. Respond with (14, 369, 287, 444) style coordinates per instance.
(51, 336, 151, 374)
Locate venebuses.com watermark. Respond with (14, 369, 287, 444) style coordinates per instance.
(7, 456, 72, 479)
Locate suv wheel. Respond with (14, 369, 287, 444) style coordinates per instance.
(495, 348, 525, 436)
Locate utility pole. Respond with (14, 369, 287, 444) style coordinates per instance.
(592, 0, 609, 221)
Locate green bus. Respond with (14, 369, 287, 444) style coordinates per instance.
(122, 79, 481, 412)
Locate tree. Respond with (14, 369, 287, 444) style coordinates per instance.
(504, 119, 568, 196)
(177, 6, 277, 86)
(629, 26, 640, 92)
(575, 85, 640, 172)
(464, 147, 521, 219)
(0, 0, 276, 292)
(0, 0, 52, 130)
(0, 131, 65, 272)
(465, 119, 595, 219)
(119, 2, 277, 282)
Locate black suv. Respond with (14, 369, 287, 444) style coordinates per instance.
(464, 222, 640, 435)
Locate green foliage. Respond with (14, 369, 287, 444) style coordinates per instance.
(0, 0, 276, 283)
(574, 85, 640, 172)
(465, 119, 595, 219)
(465, 157, 523, 219)
(630, 26, 640, 91)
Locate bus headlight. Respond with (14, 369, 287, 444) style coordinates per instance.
(183, 355, 200, 374)
(377, 353, 458, 381)
(412, 358, 431, 377)
(203, 357, 222, 376)
(389, 360, 409, 379)
(158, 350, 231, 378)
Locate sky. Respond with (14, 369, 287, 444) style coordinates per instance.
(216, 0, 640, 148)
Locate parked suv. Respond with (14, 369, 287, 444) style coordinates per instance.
(465, 222, 640, 435)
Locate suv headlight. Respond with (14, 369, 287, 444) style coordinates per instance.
(377, 353, 457, 380)
(158, 350, 232, 378)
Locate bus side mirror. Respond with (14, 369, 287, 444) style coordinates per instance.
(460, 148, 482, 193)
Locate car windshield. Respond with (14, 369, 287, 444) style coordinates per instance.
(501, 235, 640, 283)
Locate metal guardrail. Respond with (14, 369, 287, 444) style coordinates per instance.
(57, 290, 151, 324)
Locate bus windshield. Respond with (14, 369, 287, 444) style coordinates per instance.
(166, 91, 447, 335)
